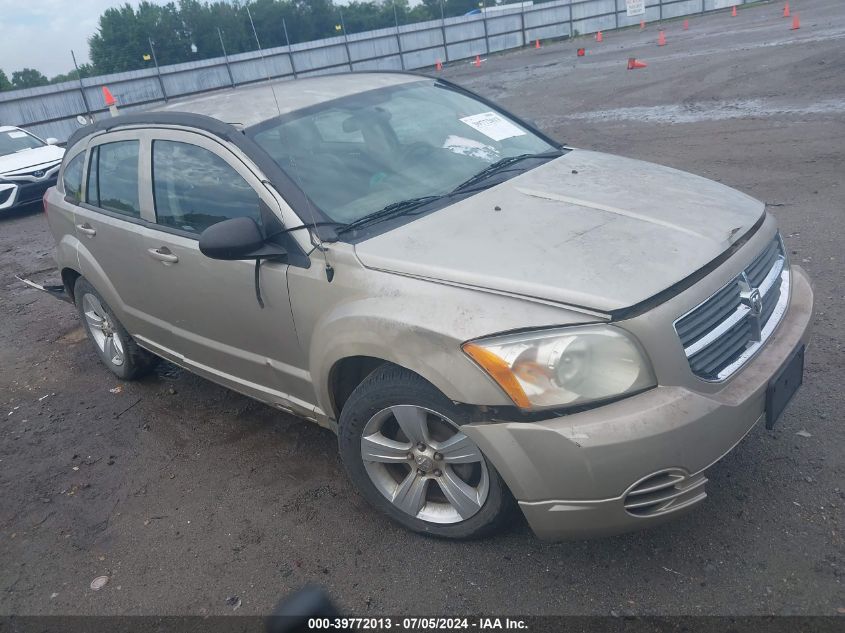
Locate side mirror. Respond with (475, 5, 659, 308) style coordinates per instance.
(198, 217, 286, 261)
(45, 137, 59, 146)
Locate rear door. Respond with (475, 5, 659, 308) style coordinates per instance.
(135, 129, 314, 413)
(73, 131, 166, 346)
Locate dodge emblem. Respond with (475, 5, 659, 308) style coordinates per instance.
(748, 288, 763, 317)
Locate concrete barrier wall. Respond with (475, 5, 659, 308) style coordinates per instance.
(0, 0, 745, 141)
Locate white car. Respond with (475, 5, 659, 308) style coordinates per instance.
(0, 126, 64, 212)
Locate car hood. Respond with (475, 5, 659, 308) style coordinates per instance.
(353, 148, 765, 313)
(0, 145, 64, 177)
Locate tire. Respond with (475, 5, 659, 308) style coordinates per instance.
(338, 364, 513, 539)
(73, 277, 159, 380)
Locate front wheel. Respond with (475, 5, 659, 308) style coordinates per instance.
(338, 364, 513, 539)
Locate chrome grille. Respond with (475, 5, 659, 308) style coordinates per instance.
(675, 234, 789, 381)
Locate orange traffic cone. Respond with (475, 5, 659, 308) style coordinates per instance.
(535, 38, 541, 49)
(683, 19, 689, 30)
(474, 54, 481, 67)
(596, 30, 603, 42)
(102, 86, 119, 117)
(658, 30, 666, 46)
(783, 2, 790, 17)
(627, 57, 647, 70)
(640, 20, 645, 30)
(435, 58, 442, 71)
(791, 12, 800, 29)
(731, 5, 737, 16)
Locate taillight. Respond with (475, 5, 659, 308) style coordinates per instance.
(42, 188, 50, 214)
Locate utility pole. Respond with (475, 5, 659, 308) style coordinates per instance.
(282, 18, 298, 79)
(70, 50, 93, 120)
(147, 37, 167, 102)
(480, 1, 490, 56)
(392, 0, 406, 70)
(339, 7, 353, 71)
(440, 0, 449, 62)
(217, 28, 236, 88)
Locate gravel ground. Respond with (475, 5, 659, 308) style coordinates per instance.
(1, 0, 843, 617)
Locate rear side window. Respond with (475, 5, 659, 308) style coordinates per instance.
(62, 153, 85, 203)
(86, 141, 141, 218)
(152, 140, 260, 234)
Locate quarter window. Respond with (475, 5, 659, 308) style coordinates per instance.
(152, 140, 260, 234)
(62, 153, 85, 203)
(86, 141, 141, 217)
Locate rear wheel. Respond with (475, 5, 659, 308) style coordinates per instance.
(74, 278, 158, 380)
(338, 364, 513, 539)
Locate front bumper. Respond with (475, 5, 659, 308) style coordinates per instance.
(463, 265, 814, 540)
(0, 177, 57, 211)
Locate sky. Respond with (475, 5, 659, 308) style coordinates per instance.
(0, 0, 175, 77)
(0, 0, 381, 78)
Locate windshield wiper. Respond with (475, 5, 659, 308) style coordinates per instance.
(336, 195, 443, 234)
(333, 151, 562, 235)
(450, 150, 563, 194)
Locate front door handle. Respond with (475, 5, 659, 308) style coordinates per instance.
(77, 223, 96, 236)
(147, 247, 179, 264)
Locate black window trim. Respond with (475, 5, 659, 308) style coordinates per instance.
(61, 151, 87, 205)
(83, 140, 144, 220)
(72, 128, 310, 269)
(150, 137, 263, 237)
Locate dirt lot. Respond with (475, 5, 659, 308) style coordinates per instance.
(1, 0, 843, 617)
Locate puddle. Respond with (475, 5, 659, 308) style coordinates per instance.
(559, 99, 845, 124)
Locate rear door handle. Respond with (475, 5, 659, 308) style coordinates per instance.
(77, 223, 96, 236)
(147, 247, 179, 264)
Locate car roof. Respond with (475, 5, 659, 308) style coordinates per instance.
(154, 72, 428, 129)
(0, 125, 23, 133)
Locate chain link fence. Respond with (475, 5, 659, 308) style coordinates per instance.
(0, 0, 745, 142)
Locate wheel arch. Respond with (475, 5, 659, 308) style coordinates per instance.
(61, 267, 82, 302)
(328, 355, 389, 419)
(311, 319, 514, 423)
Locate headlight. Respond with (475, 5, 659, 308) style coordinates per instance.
(462, 325, 656, 410)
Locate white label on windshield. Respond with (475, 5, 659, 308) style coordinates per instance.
(7, 131, 27, 138)
(459, 112, 526, 142)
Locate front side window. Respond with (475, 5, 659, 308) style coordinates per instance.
(152, 140, 260, 234)
(0, 128, 44, 157)
(62, 153, 85, 203)
(86, 140, 141, 217)
(249, 81, 556, 225)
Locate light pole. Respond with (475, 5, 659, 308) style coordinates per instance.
(392, 0, 406, 70)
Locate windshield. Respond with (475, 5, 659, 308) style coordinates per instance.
(0, 128, 44, 158)
(249, 81, 556, 224)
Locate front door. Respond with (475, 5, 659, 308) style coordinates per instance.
(135, 130, 314, 415)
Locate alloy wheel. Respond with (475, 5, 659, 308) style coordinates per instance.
(82, 293, 125, 367)
(360, 405, 489, 524)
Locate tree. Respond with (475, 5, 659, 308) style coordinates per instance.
(11, 68, 49, 89)
(89, 4, 146, 74)
(49, 64, 95, 85)
(0, 69, 11, 91)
